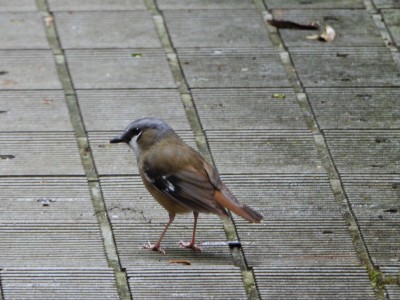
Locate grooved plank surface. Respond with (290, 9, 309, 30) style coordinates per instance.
(113, 221, 233, 266)
(193, 88, 307, 130)
(0, 12, 49, 49)
(0, 223, 108, 267)
(254, 267, 375, 299)
(157, 0, 255, 10)
(290, 47, 400, 87)
(265, 0, 364, 9)
(382, 9, 400, 46)
(324, 130, 400, 174)
(0, 132, 84, 176)
(0, 91, 73, 131)
(374, 0, 400, 8)
(47, 0, 146, 11)
(272, 10, 384, 47)
(128, 266, 247, 299)
(386, 286, 400, 299)
(342, 175, 400, 276)
(77, 89, 190, 131)
(0, 50, 61, 90)
(0, 177, 95, 222)
(221, 175, 359, 266)
(0, 0, 37, 12)
(164, 10, 271, 48)
(99, 176, 233, 265)
(89, 131, 196, 175)
(306, 88, 400, 129)
(206, 130, 324, 174)
(177, 48, 290, 88)
(1, 268, 119, 299)
(54, 11, 161, 49)
(65, 49, 176, 89)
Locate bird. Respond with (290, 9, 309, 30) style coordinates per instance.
(110, 118, 263, 254)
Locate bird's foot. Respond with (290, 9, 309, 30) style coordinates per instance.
(143, 241, 165, 255)
(179, 240, 202, 252)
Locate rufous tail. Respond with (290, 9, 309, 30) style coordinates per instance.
(214, 190, 263, 223)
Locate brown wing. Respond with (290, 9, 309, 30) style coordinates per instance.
(141, 142, 229, 217)
(142, 168, 229, 217)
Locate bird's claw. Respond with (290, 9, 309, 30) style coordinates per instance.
(143, 241, 165, 255)
(179, 240, 202, 252)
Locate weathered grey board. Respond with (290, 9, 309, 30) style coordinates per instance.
(342, 175, 400, 276)
(77, 89, 190, 131)
(324, 130, 400, 174)
(0, 50, 61, 90)
(265, 0, 364, 9)
(0, 12, 49, 49)
(0, 223, 108, 267)
(0, 0, 37, 12)
(272, 10, 384, 47)
(47, 0, 146, 11)
(128, 266, 247, 299)
(89, 131, 196, 175)
(221, 175, 359, 267)
(1, 268, 119, 299)
(0, 177, 96, 222)
(306, 88, 400, 129)
(112, 220, 233, 267)
(0, 90, 73, 131)
(374, 0, 400, 8)
(386, 286, 400, 299)
(254, 266, 375, 299)
(290, 47, 400, 87)
(54, 11, 161, 49)
(164, 10, 271, 48)
(177, 48, 290, 88)
(206, 130, 324, 174)
(99, 176, 232, 266)
(382, 10, 400, 46)
(192, 88, 307, 130)
(157, 0, 256, 10)
(65, 49, 176, 89)
(0, 132, 84, 176)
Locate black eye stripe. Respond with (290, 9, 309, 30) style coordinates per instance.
(125, 127, 141, 141)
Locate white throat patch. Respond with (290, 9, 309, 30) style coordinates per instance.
(128, 131, 142, 156)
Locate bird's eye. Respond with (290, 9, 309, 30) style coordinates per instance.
(128, 127, 140, 137)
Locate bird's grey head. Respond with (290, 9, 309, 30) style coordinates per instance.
(110, 118, 173, 154)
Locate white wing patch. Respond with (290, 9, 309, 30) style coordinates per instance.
(162, 175, 175, 192)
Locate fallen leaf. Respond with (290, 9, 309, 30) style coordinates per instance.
(1, 80, 17, 86)
(41, 98, 53, 105)
(10, 18, 25, 23)
(267, 18, 319, 30)
(306, 34, 320, 40)
(131, 53, 143, 58)
(169, 260, 191, 265)
(307, 25, 336, 42)
(320, 25, 336, 42)
(44, 15, 54, 27)
(272, 93, 286, 99)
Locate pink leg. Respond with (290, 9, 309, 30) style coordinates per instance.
(179, 211, 202, 251)
(144, 213, 175, 254)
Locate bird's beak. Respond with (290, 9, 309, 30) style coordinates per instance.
(109, 136, 124, 144)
